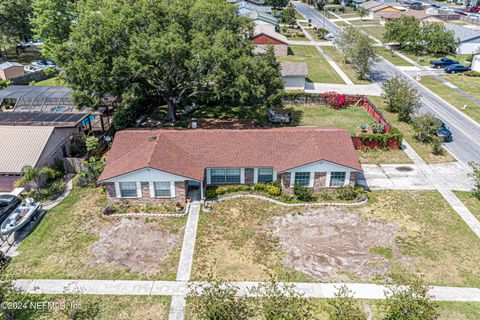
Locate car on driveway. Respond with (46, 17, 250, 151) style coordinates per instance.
(437, 122, 453, 142)
(444, 64, 471, 74)
(429, 57, 459, 68)
(0, 195, 20, 223)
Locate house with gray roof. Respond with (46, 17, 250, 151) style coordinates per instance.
(0, 62, 25, 81)
(446, 24, 480, 54)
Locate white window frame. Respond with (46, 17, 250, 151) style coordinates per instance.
(257, 168, 274, 183)
(293, 172, 311, 187)
(153, 181, 171, 197)
(117, 181, 139, 198)
(209, 168, 242, 184)
(329, 172, 347, 187)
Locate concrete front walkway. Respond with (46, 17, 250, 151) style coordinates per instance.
(12, 279, 480, 302)
(168, 194, 201, 320)
(316, 46, 353, 85)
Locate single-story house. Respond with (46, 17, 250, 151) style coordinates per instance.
(252, 24, 289, 56)
(97, 127, 363, 204)
(237, 1, 277, 26)
(361, 1, 406, 18)
(280, 62, 308, 90)
(376, 10, 443, 24)
(0, 112, 89, 192)
(0, 62, 25, 81)
(446, 24, 480, 54)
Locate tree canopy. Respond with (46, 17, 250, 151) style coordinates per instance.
(0, 0, 33, 49)
(52, 0, 284, 125)
(384, 17, 455, 54)
(31, 0, 77, 59)
(335, 26, 379, 79)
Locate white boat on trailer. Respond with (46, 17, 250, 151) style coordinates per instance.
(0, 198, 41, 236)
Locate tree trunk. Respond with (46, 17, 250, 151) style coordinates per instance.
(167, 98, 176, 122)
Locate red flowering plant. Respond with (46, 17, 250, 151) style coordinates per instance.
(321, 91, 347, 109)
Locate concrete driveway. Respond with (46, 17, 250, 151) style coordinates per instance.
(359, 162, 473, 191)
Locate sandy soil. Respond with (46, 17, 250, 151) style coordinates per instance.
(90, 219, 181, 276)
(270, 207, 401, 282)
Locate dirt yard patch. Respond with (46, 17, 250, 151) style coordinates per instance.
(6, 186, 186, 280)
(90, 219, 181, 277)
(270, 208, 402, 282)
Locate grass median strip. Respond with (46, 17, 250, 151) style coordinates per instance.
(321, 46, 370, 85)
(419, 76, 480, 124)
(374, 47, 413, 67)
(279, 45, 345, 84)
(360, 26, 385, 41)
(367, 95, 455, 164)
(453, 191, 480, 221)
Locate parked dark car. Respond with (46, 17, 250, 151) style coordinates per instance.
(437, 122, 453, 142)
(444, 64, 471, 74)
(0, 195, 20, 223)
(430, 57, 459, 68)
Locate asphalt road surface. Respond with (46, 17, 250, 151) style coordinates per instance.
(294, 1, 480, 165)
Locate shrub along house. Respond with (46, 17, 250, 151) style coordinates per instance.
(97, 127, 363, 204)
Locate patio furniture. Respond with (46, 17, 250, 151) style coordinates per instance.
(268, 109, 292, 124)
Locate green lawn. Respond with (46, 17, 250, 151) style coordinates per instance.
(367, 96, 455, 164)
(453, 191, 480, 221)
(444, 74, 480, 101)
(360, 26, 385, 41)
(360, 190, 480, 287)
(350, 19, 381, 26)
(334, 20, 350, 27)
(2, 46, 43, 65)
(321, 46, 371, 85)
(419, 76, 480, 124)
(192, 190, 480, 287)
(287, 103, 374, 134)
(356, 147, 412, 164)
(11, 295, 170, 320)
(279, 45, 345, 84)
(374, 46, 413, 67)
(5, 186, 186, 280)
(35, 76, 63, 86)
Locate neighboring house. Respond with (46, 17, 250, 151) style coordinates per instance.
(237, 1, 277, 26)
(446, 24, 480, 54)
(0, 85, 112, 133)
(280, 62, 308, 90)
(376, 10, 443, 24)
(252, 24, 289, 56)
(361, 1, 406, 18)
(98, 127, 363, 204)
(0, 62, 25, 81)
(0, 112, 89, 192)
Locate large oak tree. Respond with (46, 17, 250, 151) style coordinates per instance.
(53, 0, 284, 125)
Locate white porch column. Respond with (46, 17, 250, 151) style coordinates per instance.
(253, 168, 258, 184)
(240, 168, 245, 184)
(114, 182, 121, 198)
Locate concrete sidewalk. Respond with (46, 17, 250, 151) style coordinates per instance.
(316, 46, 353, 85)
(12, 279, 480, 302)
(306, 82, 382, 96)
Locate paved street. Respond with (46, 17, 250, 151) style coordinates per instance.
(293, 1, 480, 165)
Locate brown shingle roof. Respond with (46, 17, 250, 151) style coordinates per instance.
(280, 62, 308, 77)
(253, 24, 289, 45)
(98, 127, 362, 182)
